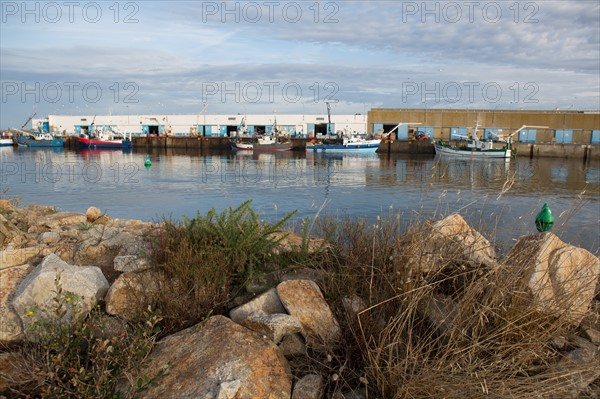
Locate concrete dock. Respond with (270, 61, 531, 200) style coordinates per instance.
(59, 136, 599, 161)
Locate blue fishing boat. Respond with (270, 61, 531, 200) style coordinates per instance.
(15, 132, 64, 148)
(306, 135, 381, 152)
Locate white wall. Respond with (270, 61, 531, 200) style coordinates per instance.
(41, 114, 367, 136)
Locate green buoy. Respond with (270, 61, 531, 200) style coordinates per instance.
(144, 156, 152, 168)
(535, 203, 554, 232)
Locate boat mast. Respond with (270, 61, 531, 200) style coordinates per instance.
(326, 101, 332, 138)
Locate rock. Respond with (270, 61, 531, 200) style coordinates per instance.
(86, 206, 101, 222)
(0, 214, 25, 249)
(0, 246, 46, 269)
(506, 232, 600, 326)
(292, 374, 323, 399)
(38, 231, 60, 244)
(418, 294, 459, 341)
(11, 254, 109, 334)
(105, 270, 162, 320)
(423, 214, 496, 269)
(94, 214, 110, 224)
(279, 333, 306, 357)
(242, 310, 304, 344)
(583, 327, 600, 345)
(14, 204, 56, 230)
(230, 287, 287, 324)
(277, 279, 341, 347)
(113, 254, 151, 272)
(342, 295, 367, 321)
(34, 212, 86, 230)
(546, 336, 600, 398)
(130, 315, 291, 399)
(0, 264, 33, 343)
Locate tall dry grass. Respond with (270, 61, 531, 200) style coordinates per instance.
(311, 209, 599, 398)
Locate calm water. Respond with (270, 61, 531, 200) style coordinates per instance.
(1, 146, 598, 254)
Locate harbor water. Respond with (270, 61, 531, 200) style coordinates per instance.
(1, 146, 598, 254)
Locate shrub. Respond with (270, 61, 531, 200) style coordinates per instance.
(12, 278, 163, 399)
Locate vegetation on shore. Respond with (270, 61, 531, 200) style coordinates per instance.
(5, 200, 599, 398)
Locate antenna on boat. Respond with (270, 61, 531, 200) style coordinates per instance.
(21, 113, 36, 129)
(326, 101, 332, 138)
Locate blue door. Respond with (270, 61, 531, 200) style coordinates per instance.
(246, 125, 255, 136)
(519, 129, 536, 143)
(219, 126, 227, 136)
(307, 123, 315, 137)
(373, 123, 383, 135)
(396, 124, 408, 140)
(451, 128, 467, 140)
(554, 130, 572, 143)
(591, 130, 600, 144)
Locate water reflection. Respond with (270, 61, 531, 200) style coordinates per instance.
(0, 146, 598, 253)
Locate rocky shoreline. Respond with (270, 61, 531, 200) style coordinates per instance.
(1, 200, 599, 398)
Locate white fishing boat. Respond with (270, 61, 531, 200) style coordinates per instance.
(434, 124, 547, 159)
(230, 115, 292, 151)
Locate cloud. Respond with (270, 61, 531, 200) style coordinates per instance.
(0, 0, 598, 128)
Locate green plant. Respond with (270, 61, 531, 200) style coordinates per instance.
(183, 199, 297, 277)
(77, 221, 95, 231)
(14, 278, 163, 399)
(148, 200, 298, 335)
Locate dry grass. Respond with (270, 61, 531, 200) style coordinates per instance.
(309, 211, 599, 398)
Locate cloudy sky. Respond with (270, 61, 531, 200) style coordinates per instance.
(1, 0, 599, 129)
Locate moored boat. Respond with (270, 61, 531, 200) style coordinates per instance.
(77, 126, 133, 149)
(230, 135, 292, 151)
(15, 132, 64, 148)
(433, 124, 547, 159)
(306, 135, 381, 152)
(0, 132, 13, 146)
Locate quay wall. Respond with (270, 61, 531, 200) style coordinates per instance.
(63, 136, 599, 160)
(376, 140, 599, 160)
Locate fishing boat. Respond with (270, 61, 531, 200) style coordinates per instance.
(0, 132, 13, 146)
(230, 135, 292, 151)
(306, 135, 381, 152)
(230, 115, 292, 151)
(15, 131, 64, 148)
(434, 124, 547, 159)
(77, 125, 133, 149)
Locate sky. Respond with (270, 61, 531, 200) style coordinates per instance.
(1, 0, 599, 129)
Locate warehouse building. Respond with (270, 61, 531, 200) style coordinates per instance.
(367, 108, 600, 144)
(32, 109, 599, 144)
(31, 113, 367, 139)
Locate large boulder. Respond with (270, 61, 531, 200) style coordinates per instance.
(230, 287, 287, 324)
(11, 254, 109, 333)
(421, 214, 497, 269)
(104, 270, 163, 320)
(242, 310, 304, 344)
(0, 264, 33, 343)
(130, 315, 292, 399)
(506, 232, 600, 325)
(277, 279, 341, 347)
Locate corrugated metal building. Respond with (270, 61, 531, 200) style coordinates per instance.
(367, 108, 600, 144)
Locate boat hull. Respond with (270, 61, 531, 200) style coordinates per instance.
(307, 141, 380, 152)
(230, 141, 292, 151)
(78, 137, 133, 149)
(16, 137, 64, 147)
(434, 143, 510, 158)
(0, 138, 13, 146)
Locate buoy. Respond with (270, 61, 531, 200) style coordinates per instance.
(144, 156, 152, 167)
(535, 203, 554, 232)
